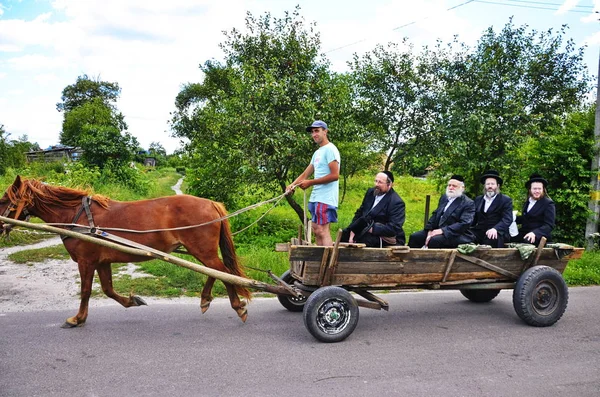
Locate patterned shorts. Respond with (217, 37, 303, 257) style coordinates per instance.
(308, 202, 338, 225)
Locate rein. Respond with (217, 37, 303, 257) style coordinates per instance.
(40, 186, 298, 235)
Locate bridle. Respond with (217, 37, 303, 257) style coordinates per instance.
(1, 201, 31, 236)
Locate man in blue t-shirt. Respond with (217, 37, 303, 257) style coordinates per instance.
(287, 120, 341, 246)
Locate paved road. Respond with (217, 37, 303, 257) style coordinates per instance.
(2, 287, 600, 397)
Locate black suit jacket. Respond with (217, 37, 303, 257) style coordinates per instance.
(472, 193, 513, 235)
(426, 194, 475, 240)
(350, 187, 406, 245)
(516, 196, 555, 239)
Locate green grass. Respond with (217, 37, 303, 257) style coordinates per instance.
(564, 251, 600, 286)
(8, 244, 71, 263)
(0, 228, 56, 248)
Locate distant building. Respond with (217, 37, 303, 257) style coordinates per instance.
(26, 145, 83, 163)
(144, 157, 156, 167)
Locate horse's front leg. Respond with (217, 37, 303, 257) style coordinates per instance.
(62, 261, 95, 328)
(96, 263, 147, 308)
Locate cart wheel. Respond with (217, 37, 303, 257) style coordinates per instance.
(513, 265, 568, 327)
(303, 286, 359, 343)
(277, 270, 307, 312)
(460, 289, 501, 303)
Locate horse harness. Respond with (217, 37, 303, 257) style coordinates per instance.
(62, 196, 96, 241)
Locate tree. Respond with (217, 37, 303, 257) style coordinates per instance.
(171, 8, 369, 221)
(57, 75, 127, 147)
(422, 21, 591, 196)
(0, 125, 38, 174)
(57, 77, 136, 171)
(349, 41, 437, 172)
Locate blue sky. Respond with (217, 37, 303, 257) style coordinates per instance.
(0, 0, 598, 154)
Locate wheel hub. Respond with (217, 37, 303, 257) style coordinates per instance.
(317, 299, 351, 334)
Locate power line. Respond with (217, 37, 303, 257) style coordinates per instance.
(473, 0, 595, 14)
(324, 0, 475, 54)
(498, 0, 594, 9)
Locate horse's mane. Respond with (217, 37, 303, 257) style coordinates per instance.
(9, 178, 110, 215)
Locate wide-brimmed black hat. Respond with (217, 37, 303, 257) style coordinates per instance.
(525, 173, 548, 188)
(449, 174, 464, 183)
(480, 170, 503, 185)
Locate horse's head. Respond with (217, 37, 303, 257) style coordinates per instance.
(0, 175, 32, 237)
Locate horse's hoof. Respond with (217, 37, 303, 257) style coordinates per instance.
(132, 296, 147, 306)
(237, 308, 248, 323)
(60, 321, 80, 328)
(200, 301, 210, 314)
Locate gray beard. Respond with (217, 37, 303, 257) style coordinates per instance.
(485, 191, 497, 198)
(446, 190, 463, 198)
(373, 188, 383, 196)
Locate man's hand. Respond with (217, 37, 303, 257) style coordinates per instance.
(349, 231, 356, 243)
(524, 232, 536, 244)
(486, 228, 498, 240)
(425, 229, 443, 246)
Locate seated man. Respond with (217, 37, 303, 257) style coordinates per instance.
(515, 173, 555, 245)
(408, 175, 475, 248)
(342, 171, 405, 247)
(471, 170, 513, 247)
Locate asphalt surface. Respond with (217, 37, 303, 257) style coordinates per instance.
(1, 287, 600, 397)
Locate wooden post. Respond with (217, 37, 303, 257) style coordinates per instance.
(424, 194, 431, 228)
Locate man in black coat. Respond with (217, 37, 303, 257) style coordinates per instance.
(342, 171, 405, 247)
(471, 170, 514, 247)
(515, 173, 555, 245)
(408, 175, 475, 248)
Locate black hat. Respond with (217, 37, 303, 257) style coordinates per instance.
(480, 170, 503, 185)
(449, 174, 464, 183)
(381, 170, 394, 183)
(525, 173, 548, 189)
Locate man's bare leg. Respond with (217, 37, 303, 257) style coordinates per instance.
(312, 223, 333, 246)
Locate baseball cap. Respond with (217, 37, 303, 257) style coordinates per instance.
(306, 120, 328, 132)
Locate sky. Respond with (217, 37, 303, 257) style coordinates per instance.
(0, 0, 598, 154)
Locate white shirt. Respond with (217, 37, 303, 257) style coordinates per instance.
(483, 194, 497, 212)
(372, 193, 386, 209)
(444, 197, 457, 212)
(527, 197, 537, 212)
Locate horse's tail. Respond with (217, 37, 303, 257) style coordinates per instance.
(212, 202, 252, 301)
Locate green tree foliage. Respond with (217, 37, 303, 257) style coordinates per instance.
(171, 8, 369, 220)
(515, 105, 595, 245)
(422, 21, 590, 196)
(57, 76, 137, 172)
(0, 125, 39, 175)
(349, 41, 437, 172)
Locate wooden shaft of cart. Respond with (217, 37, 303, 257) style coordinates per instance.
(0, 215, 299, 297)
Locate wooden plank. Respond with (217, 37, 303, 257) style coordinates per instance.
(328, 271, 513, 286)
(317, 248, 332, 286)
(455, 253, 520, 279)
(275, 243, 289, 252)
(350, 289, 389, 311)
(442, 250, 457, 282)
(323, 229, 344, 286)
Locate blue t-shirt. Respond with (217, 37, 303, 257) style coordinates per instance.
(309, 142, 340, 207)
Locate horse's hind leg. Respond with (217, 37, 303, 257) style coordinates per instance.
(200, 277, 216, 313)
(96, 263, 147, 308)
(62, 261, 95, 328)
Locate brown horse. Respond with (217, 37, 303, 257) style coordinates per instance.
(0, 175, 251, 327)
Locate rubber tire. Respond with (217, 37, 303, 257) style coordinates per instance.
(512, 265, 568, 327)
(303, 286, 359, 343)
(460, 289, 501, 303)
(277, 270, 307, 312)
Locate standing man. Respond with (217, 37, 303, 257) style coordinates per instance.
(471, 170, 514, 247)
(408, 175, 475, 248)
(342, 170, 405, 247)
(287, 120, 340, 246)
(515, 173, 555, 245)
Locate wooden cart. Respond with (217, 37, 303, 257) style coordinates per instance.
(276, 231, 584, 342)
(1, 216, 584, 343)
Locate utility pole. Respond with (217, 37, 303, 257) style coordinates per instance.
(585, 50, 600, 250)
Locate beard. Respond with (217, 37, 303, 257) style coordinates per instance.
(484, 187, 499, 198)
(446, 188, 463, 198)
(373, 187, 383, 196)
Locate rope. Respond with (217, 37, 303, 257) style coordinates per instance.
(41, 185, 299, 235)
